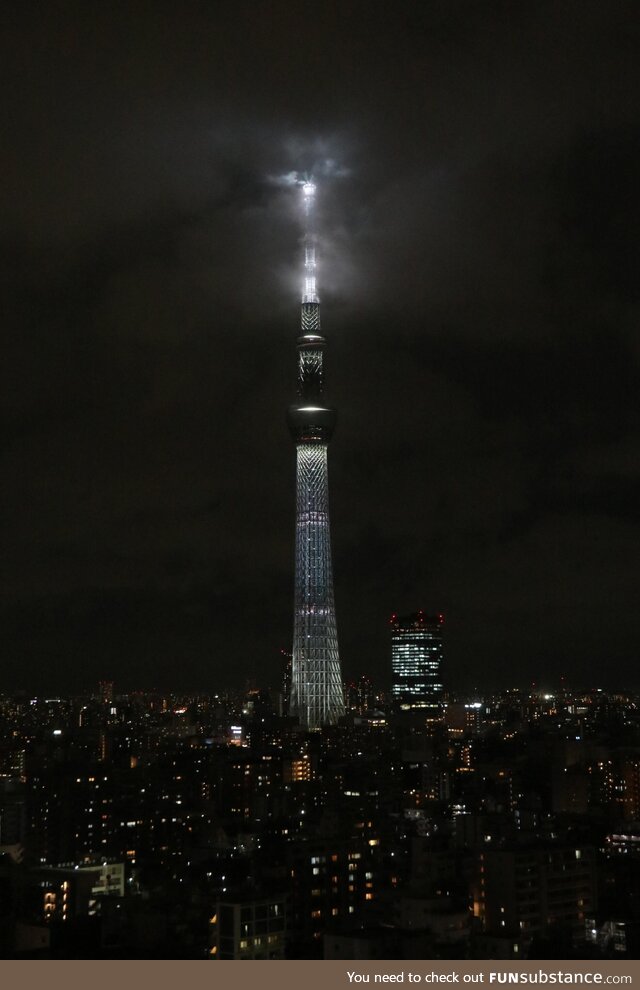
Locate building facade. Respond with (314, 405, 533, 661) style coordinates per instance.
(390, 611, 444, 711)
(473, 844, 597, 943)
(209, 896, 286, 959)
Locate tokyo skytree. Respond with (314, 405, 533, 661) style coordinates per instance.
(286, 179, 345, 729)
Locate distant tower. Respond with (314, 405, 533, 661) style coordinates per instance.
(98, 680, 114, 705)
(345, 675, 374, 715)
(390, 611, 444, 712)
(286, 180, 345, 729)
(280, 650, 292, 716)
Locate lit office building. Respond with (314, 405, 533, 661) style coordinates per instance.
(390, 611, 444, 712)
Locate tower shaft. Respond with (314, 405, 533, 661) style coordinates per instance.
(286, 180, 344, 729)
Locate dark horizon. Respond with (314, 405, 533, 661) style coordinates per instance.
(2, 1, 639, 694)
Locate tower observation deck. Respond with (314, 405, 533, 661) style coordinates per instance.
(286, 180, 345, 729)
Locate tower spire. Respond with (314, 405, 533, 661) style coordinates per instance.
(302, 179, 318, 305)
(286, 178, 345, 729)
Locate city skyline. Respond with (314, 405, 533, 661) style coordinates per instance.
(2, 678, 640, 958)
(2, 1, 639, 694)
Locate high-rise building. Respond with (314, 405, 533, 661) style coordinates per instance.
(287, 180, 345, 729)
(99, 680, 114, 705)
(390, 611, 444, 711)
(280, 650, 292, 716)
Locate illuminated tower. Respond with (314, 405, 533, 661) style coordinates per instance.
(390, 611, 444, 712)
(286, 179, 345, 728)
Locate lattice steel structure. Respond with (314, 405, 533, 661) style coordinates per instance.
(286, 180, 345, 728)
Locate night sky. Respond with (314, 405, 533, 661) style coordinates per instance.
(2, 1, 639, 694)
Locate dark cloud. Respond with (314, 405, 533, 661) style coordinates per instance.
(1, 0, 639, 692)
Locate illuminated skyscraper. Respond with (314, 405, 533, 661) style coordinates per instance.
(286, 180, 345, 729)
(390, 611, 444, 711)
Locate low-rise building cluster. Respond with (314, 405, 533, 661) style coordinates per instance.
(0, 683, 639, 958)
